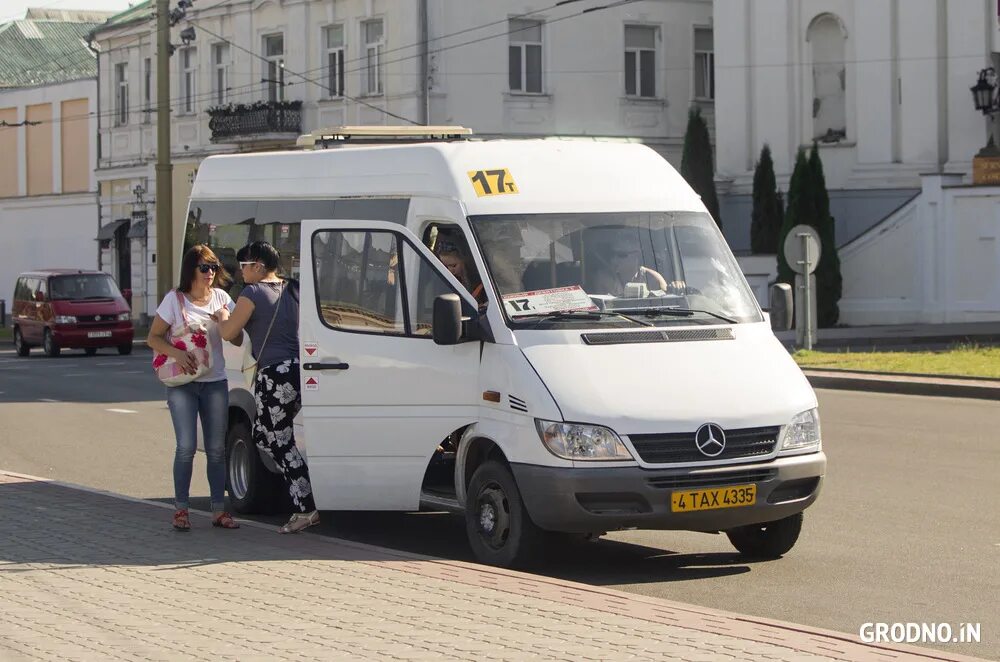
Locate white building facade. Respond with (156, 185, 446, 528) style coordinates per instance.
(0, 11, 108, 311)
(91, 0, 715, 319)
(714, 0, 1000, 323)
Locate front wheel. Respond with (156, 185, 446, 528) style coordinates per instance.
(84, 348, 98, 356)
(117, 343, 133, 355)
(465, 460, 542, 568)
(726, 512, 803, 559)
(225, 418, 287, 514)
(13, 327, 29, 357)
(43, 330, 60, 357)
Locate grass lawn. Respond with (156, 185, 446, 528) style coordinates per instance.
(0, 327, 10, 343)
(794, 346, 1000, 379)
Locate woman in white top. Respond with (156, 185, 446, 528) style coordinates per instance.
(147, 245, 241, 531)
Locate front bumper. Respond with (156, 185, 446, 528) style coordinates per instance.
(512, 451, 826, 533)
(51, 323, 134, 348)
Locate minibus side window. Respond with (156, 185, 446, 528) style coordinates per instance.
(313, 230, 405, 335)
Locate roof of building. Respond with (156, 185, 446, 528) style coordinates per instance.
(0, 10, 114, 88)
(91, 0, 152, 33)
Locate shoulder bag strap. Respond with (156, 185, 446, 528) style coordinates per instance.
(174, 290, 190, 331)
(254, 282, 285, 365)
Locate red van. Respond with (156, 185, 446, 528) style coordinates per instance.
(11, 270, 134, 357)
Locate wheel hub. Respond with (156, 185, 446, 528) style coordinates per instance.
(475, 484, 511, 550)
(229, 438, 250, 500)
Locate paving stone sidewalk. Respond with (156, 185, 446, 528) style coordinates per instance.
(0, 472, 983, 662)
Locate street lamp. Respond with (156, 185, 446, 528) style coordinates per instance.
(971, 67, 999, 115)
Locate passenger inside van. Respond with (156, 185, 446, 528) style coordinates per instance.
(434, 238, 486, 305)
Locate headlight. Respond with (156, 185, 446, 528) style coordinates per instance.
(117, 312, 131, 321)
(535, 419, 632, 461)
(53, 315, 77, 324)
(781, 407, 821, 451)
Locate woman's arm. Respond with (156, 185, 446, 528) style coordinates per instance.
(214, 296, 255, 342)
(147, 314, 198, 374)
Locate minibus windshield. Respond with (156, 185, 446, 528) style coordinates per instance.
(49, 274, 119, 301)
(469, 212, 762, 326)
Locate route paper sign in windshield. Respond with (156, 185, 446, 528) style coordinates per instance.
(502, 285, 599, 317)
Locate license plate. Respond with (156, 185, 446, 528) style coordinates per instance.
(670, 484, 757, 512)
(87, 330, 112, 338)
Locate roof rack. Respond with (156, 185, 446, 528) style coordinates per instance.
(296, 125, 473, 149)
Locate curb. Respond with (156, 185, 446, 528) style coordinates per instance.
(803, 370, 1000, 400)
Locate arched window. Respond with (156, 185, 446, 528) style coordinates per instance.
(808, 14, 847, 142)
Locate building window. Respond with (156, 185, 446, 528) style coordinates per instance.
(324, 25, 345, 97)
(180, 47, 197, 114)
(264, 34, 285, 102)
(694, 27, 714, 100)
(142, 57, 151, 123)
(808, 14, 846, 142)
(625, 25, 656, 98)
(115, 62, 128, 126)
(362, 19, 383, 95)
(509, 18, 543, 94)
(212, 43, 229, 106)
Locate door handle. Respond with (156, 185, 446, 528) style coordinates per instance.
(303, 362, 349, 371)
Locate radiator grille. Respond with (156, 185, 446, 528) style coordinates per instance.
(629, 426, 780, 464)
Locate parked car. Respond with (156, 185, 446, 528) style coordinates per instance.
(11, 269, 134, 357)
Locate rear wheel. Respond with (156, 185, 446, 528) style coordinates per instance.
(465, 460, 542, 568)
(84, 348, 98, 356)
(225, 418, 287, 514)
(13, 327, 29, 357)
(726, 512, 803, 559)
(43, 330, 60, 357)
(117, 343, 133, 355)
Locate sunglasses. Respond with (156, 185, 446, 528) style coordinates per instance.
(197, 263, 220, 274)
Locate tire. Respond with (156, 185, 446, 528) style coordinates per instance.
(43, 330, 60, 357)
(13, 327, 29, 357)
(726, 512, 803, 559)
(84, 348, 98, 356)
(225, 418, 287, 514)
(117, 343, 133, 355)
(465, 460, 542, 568)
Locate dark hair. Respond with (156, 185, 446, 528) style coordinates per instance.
(238, 241, 280, 272)
(178, 244, 231, 293)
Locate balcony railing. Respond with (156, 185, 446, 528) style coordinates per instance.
(207, 100, 302, 143)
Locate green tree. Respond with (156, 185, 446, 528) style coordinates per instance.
(808, 143, 842, 326)
(680, 107, 721, 228)
(777, 145, 842, 327)
(750, 144, 782, 254)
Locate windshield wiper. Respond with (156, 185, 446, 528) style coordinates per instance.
(611, 307, 738, 325)
(515, 310, 654, 327)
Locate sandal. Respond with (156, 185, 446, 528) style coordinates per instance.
(172, 508, 191, 531)
(278, 510, 319, 534)
(212, 512, 240, 529)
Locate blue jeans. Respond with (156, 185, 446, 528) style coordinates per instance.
(166, 379, 228, 512)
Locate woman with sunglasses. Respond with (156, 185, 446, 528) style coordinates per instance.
(213, 241, 319, 534)
(148, 245, 240, 531)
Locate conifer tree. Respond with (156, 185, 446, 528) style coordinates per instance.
(680, 108, 721, 228)
(808, 143, 842, 327)
(776, 148, 813, 285)
(750, 144, 782, 254)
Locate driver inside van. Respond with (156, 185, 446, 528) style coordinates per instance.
(586, 234, 683, 298)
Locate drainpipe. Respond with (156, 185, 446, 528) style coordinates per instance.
(87, 33, 102, 271)
(420, 0, 429, 125)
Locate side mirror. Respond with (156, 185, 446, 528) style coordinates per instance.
(432, 293, 462, 345)
(768, 283, 793, 331)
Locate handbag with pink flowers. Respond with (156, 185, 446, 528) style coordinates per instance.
(152, 290, 213, 387)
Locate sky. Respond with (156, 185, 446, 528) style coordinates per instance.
(1, 0, 135, 22)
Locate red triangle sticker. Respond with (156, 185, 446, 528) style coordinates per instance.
(305, 347, 317, 355)
(306, 377, 318, 385)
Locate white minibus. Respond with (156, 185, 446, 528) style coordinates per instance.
(186, 128, 825, 567)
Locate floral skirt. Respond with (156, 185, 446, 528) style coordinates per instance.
(253, 359, 315, 512)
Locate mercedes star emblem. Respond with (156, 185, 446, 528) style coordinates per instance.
(695, 423, 726, 457)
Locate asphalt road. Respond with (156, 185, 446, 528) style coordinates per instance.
(0, 344, 996, 659)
